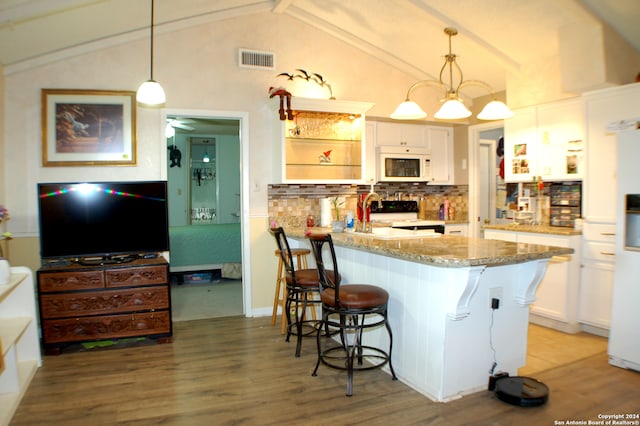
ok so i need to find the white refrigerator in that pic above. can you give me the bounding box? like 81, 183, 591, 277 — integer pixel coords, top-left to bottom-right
609, 128, 640, 372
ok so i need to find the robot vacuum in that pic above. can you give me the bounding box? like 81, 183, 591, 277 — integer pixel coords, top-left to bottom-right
493, 375, 549, 407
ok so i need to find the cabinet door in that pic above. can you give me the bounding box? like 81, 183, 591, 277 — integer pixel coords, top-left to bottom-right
530, 255, 571, 321
364, 121, 377, 184
579, 261, 614, 329
428, 126, 453, 184
518, 233, 576, 323
375, 122, 426, 148
504, 106, 537, 182
536, 98, 585, 180
583, 84, 640, 222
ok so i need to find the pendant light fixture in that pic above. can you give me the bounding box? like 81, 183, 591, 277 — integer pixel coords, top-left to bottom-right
391, 27, 513, 121
137, 0, 166, 106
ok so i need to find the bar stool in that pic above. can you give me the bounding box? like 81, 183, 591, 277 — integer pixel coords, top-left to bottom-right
307, 232, 397, 396
272, 246, 312, 334
270, 227, 339, 357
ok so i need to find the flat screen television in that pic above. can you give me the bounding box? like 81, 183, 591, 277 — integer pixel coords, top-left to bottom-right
37, 181, 169, 262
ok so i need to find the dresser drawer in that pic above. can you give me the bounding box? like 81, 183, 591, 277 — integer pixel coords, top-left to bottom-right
582, 241, 616, 262
583, 222, 616, 242
39, 270, 105, 292
41, 310, 171, 343
40, 286, 170, 318
105, 265, 168, 288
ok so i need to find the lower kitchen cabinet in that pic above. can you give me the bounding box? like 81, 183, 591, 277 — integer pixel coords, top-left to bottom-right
579, 221, 616, 332
37, 257, 172, 355
579, 261, 614, 331
483, 229, 582, 332
444, 223, 468, 236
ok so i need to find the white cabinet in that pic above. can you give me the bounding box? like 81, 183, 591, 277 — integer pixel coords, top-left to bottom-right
375, 121, 427, 148
273, 97, 374, 183
444, 223, 468, 236
503, 98, 584, 182
504, 106, 537, 182
536, 98, 585, 180
583, 83, 640, 223
483, 229, 582, 332
0, 267, 42, 426
427, 126, 454, 184
370, 121, 454, 184
579, 222, 616, 330
364, 121, 377, 184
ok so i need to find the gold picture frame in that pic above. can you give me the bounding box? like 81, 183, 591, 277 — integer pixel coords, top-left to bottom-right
41, 89, 136, 166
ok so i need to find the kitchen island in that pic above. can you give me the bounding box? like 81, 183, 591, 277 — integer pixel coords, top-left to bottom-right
286, 228, 573, 402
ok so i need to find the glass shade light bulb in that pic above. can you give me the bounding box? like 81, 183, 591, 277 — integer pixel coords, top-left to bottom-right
137, 80, 166, 106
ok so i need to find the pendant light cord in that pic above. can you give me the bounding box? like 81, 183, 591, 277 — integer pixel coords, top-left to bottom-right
149, 0, 155, 80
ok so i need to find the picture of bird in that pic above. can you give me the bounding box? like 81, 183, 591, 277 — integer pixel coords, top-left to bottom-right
64, 111, 90, 137
319, 149, 332, 163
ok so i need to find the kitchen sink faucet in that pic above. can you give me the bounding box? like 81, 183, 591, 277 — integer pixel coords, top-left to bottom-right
360, 192, 382, 233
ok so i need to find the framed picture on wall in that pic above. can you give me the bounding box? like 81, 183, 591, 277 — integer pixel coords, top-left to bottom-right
41, 89, 136, 166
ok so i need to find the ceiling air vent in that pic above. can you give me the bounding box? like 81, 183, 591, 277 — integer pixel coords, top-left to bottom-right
238, 48, 275, 70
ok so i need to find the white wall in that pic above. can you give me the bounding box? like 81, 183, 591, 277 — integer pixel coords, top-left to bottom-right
2, 11, 422, 310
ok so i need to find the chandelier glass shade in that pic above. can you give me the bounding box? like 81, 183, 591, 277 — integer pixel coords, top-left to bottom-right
391, 27, 512, 121
137, 0, 166, 106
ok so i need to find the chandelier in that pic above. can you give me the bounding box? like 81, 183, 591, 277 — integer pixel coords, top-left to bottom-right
391, 27, 513, 121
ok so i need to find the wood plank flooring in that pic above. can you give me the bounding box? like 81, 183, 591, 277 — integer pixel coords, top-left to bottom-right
11, 317, 640, 425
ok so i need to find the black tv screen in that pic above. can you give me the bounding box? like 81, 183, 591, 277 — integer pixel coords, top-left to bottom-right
37, 181, 169, 260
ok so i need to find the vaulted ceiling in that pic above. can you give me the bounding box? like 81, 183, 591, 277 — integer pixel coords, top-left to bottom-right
1, 0, 639, 98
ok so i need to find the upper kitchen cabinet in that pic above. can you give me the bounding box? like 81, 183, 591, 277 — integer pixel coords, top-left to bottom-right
427, 126, 454, 184
536, 98, 585, 181
504, 98, 584, 182
504, 106, 538, 182
375, 121, 428, 149
273, 98, 374, 183
583, 83, 640, 223
371, 120, 455, 184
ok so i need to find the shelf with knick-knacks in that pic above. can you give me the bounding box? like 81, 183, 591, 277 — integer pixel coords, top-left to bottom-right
273, 97, 374, 183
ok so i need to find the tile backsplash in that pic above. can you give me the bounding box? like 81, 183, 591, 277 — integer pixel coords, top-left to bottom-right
268, 183, 468, 227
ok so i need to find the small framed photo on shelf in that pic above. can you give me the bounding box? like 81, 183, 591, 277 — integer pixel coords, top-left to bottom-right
41, 89, 137, 166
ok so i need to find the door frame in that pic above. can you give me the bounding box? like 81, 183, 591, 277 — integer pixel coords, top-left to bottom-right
161, 108, 252, 316
468, 121, 504, 239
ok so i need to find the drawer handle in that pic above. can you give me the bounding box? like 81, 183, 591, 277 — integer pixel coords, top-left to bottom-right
600, 233, 615, 236
599, 252, 615, 256
449, 230, 462, 234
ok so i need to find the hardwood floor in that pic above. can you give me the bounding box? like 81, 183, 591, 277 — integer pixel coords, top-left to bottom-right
11, 317, 640, 425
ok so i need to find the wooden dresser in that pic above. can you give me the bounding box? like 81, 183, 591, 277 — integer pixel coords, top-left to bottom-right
37, 257, 172, 355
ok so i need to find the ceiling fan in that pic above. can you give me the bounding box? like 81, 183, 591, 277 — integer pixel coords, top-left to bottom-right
166, 117, 195, 131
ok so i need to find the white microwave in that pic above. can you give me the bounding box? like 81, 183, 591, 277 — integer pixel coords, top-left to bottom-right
377, 146, 432, 182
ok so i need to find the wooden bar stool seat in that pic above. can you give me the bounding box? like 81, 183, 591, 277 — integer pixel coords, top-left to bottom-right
272, 247, 312, 334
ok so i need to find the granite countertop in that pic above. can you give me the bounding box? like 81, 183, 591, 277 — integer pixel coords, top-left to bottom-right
286, 227, 573, 269
482, 223, 581, 236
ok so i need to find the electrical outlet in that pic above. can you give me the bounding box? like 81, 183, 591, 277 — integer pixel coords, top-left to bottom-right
489, 287, 503, 308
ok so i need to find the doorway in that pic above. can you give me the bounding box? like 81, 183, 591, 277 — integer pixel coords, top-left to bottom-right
163, 109, 250, 320
468, 123, 504, 238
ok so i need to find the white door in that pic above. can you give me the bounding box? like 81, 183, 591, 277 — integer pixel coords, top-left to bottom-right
478, 139, 497, 235
468, 124, 504, 238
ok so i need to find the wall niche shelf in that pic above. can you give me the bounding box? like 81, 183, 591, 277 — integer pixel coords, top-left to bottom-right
273, 97, 374, 183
